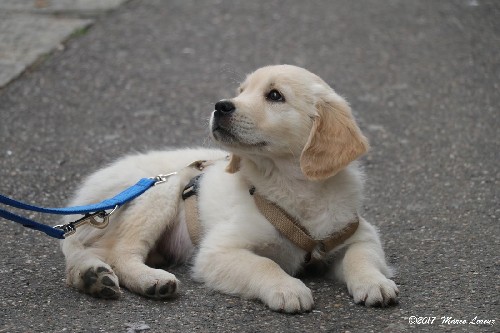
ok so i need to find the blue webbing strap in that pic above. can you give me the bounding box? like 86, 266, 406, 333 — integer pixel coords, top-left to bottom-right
0, 208, 66, 239
0, 178, 156, 214
0, 177, 157, 239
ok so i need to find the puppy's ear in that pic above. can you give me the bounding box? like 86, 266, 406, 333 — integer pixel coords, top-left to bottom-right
300, 97, 369, 180
225, 154, 241, 173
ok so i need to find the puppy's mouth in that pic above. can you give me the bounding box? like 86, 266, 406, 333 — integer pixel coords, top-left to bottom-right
212, 124, 237, 143
211, 122, 267, 148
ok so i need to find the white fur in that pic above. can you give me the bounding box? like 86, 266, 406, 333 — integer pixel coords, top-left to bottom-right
61, 65, 398, 312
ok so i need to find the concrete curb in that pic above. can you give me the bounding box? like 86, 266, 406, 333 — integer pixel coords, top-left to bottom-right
0, 0, 128, 88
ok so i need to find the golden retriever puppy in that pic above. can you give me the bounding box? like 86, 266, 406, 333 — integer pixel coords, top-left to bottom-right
61, 65, 398, 312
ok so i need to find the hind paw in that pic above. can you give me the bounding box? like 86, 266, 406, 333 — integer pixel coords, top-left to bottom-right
81, 266, 121, 299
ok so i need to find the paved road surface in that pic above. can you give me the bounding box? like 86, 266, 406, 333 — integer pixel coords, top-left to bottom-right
0, 1, 498, 332
0, 0, 127, 88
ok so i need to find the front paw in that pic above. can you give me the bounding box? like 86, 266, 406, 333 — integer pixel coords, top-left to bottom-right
80, 265, 121, 299
262, 278, 314, 313
139, 269, 179, 299
347, 273, 399, 307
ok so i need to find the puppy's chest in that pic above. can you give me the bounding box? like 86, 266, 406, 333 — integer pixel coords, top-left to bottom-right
262, 190, 342, 239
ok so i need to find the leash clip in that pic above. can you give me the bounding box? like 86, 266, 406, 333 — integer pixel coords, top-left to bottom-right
152, 160, 209, 186
151, 172, 178, 186
54, 205, 118, 238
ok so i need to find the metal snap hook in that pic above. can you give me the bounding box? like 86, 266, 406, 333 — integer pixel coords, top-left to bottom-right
55, 205, 119, 237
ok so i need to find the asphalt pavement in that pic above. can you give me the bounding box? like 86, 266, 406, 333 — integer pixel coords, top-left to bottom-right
0, 0, 498, 332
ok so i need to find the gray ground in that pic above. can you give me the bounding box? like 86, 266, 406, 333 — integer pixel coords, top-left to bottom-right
0, 0, 128, 88
0, 0, 498, 332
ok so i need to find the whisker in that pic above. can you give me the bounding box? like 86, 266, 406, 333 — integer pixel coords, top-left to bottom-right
219, 64, 244, 85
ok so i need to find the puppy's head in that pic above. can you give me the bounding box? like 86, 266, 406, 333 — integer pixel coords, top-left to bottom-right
210, 65, 369, 180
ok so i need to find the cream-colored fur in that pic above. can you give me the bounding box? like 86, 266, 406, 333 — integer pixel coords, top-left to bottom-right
61, 65, 398, 312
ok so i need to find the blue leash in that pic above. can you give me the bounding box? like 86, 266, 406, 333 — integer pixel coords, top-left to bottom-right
0, 174, 174, 239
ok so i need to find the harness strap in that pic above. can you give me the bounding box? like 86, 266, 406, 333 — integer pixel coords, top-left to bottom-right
182, 174, 203, 245
319, 219, 359, 252
181, 174, 359, 259
250, 187, 359, 260
252, 192, 317, 253
181, 159, 217, 245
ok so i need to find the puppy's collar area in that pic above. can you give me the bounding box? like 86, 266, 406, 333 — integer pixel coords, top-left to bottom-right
249, 186, 359, 262
181, 166, 358, 262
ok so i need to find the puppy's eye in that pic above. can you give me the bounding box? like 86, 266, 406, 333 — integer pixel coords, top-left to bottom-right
266, 89, 285, 102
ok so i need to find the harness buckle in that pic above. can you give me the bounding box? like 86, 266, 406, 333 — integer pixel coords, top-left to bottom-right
182, 174, 203, 200
315, 242, 327, 258
54, 205, 118, 238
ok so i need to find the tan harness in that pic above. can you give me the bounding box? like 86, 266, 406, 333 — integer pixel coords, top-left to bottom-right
182, 161, 359, 262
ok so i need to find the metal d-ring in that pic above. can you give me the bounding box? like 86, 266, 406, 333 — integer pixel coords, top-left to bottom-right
87, 205, 118, 229
55, 205, 119, 237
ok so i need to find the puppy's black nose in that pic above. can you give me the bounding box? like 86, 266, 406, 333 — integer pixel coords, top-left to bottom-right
214, 100, 235, 115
